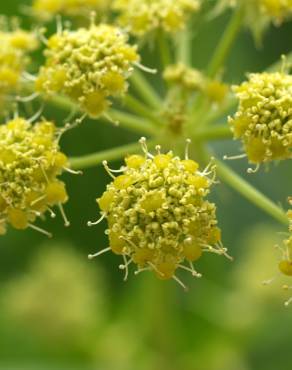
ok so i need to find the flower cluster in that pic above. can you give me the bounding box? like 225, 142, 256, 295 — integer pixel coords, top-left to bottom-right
89, 139, 229, 287
36, 24, 139, 118
3, 244, 105, 342
0, 29, 38, 110
215, 0, 292, 40
229, 72, 292, 164
113, 0, 200, 36
32, 0, 110, 21
164, 63, 229, 104
0, 118, 69, 236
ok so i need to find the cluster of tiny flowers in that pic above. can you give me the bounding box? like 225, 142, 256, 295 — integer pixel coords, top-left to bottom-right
35, 24, 139, 118
0, 29, 38, 109
216, 0, 292, 39
271, 207, 292, 306
164, 63, 229, 104
0, 118, 69, 236
229, 72, 292, 164
32, 0, 110, 20
113, 0, 200, 36
89, 139, 229, 288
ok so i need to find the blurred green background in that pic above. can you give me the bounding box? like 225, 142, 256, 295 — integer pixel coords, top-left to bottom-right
1, 1, 292, 369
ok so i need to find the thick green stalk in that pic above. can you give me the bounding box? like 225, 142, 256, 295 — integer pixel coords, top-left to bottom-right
123, 94, 162, 125
109, 109, 157, 135
157, 30, 172, 69
41, 93, 157, 135
130, 70, 162, 110
195, 124, 233, 141
177, 28, 191, 66
194, 145, 288, 225
70, 140, 157, 170
207, 5, 245, 78
215, 159, 288, 225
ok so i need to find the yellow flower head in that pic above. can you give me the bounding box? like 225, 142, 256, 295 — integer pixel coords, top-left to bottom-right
36, 24, 139, 118
32, 0, 110, 21
0, 29, 38, 109
0, 118, 69, 236
229, 72, 292, 164
215, 0, 292, 40
113, 0, 200, 36
275, 209, 292, 306
163, 63, 205, 91
89, 139, 229, 289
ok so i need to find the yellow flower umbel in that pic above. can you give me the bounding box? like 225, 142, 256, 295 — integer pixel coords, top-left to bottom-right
36, 24, 139, 118
0, 118, 70, 237
275, 208, 292, 306
113, 0, 200, 36
215, 0, 292, 40
32, 0, 110, 21
88, 139, 229, 289
0, 29, 38, 110
229, 72, 292, 165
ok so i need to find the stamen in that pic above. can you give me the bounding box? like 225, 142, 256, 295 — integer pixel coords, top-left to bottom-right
134, 62, 157, 74
16, 92, 39, 103
88, 247, 111, 259
28, 102, 44, 123
63, 167, 83, 175
284, 297, 292, 307
119, 255, 132, 281
38, 27, 48, 46
148, 261, 164, 277
103, 160, 116, 179
134, 267, 151, 275
47, 207, 56, 218
58, 203, 70, 227
172, 275, 189, 291
56, 14, 63, 34
30, 194, 46, 206
155, 145, 161, 154
190, 261, 203, 278
139, 137, 153, 158
22, 72, 37, 82
103, 112, 119, 126
178, 264, 202, 277
247, 163, 260, 174
87, 212, 106, 227
28, 223, 52, 238
185, 138, 191, 160
223, 153, 247, 160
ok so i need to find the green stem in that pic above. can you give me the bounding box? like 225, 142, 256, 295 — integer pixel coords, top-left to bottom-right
215, 159, 288, 225
123, 94, 162, 125
42, 93, 156, 135
195, 124, 233, 141
108, 109, 157, 135
130, 70, 162, 110
177, 28, 191, 66
207, 5, 244, 78
157, 30, 172, 69
69, 140, 157, 170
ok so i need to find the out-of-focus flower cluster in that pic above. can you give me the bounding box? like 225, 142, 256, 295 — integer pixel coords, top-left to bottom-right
0, 28, 38, 111
36, 24, 139, 118
32, 0, 110, 21
216, 0, 292, 40
3, 244, 105, 345
0, 118, 68, 235
113, 0, 200, 36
